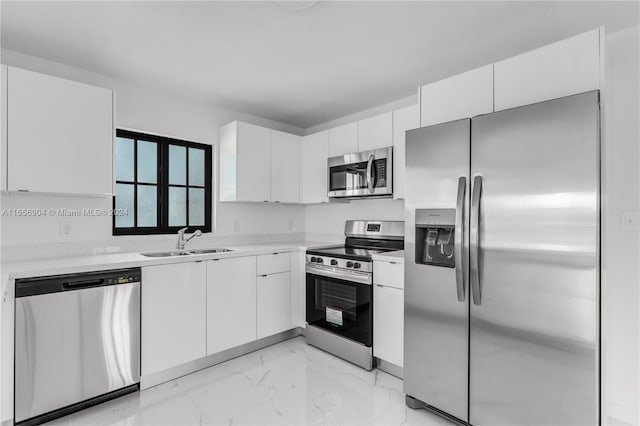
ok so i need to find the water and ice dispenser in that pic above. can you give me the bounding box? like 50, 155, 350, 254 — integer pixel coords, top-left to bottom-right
415, 209, 456, 268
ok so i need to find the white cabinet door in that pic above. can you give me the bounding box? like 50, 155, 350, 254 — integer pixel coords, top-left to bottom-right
392, 105, 419, 200
494, 29, 601, 111
6, 66, 113, 194
358, 112, 392, 151
141, 262, 207, 376
237, 122, 271, 202
206, 256, 257, 355
373, 284, 404, 367
420, 64, 494, 127
270, 130, 301, 203
328, 122, 358, 157
257, 272, 291, 339
290, 251, 305, 328
219, 121, 271, 202
300, 130, 329, 204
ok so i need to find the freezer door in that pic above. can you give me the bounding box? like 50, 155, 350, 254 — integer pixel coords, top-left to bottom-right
404, 119, 470, 422
469, 91, 599, 426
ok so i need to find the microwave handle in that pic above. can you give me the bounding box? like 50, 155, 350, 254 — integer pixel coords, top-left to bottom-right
366, 154, 375, 193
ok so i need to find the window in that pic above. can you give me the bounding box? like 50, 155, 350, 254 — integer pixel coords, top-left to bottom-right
113, 129, 212, 235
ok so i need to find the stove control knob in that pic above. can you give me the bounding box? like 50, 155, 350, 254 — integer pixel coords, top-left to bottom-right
316, 258, 324, 264
346, 261, 354, 268
353, 262, 361, 269
310, 257, 317, 263
330, 259, 338, 266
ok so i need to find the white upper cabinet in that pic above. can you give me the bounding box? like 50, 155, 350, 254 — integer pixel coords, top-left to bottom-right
392, 104, 419, 200
141, 262, 207, 376
219, 121, 271, 202
4, 66, 113, 194
328, 122, 358, 157
271, 130, 301, 203
357, 112, 393, 151
420, 64, 494, 127
494, 28, 601, 111
300, 130, 329, 204
206, 256, 257, 355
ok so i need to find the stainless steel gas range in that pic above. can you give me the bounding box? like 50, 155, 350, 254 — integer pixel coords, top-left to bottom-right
305, 220, 404, 370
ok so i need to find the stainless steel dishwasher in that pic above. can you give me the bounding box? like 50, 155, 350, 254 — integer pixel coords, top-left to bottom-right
15, 268, 141, 426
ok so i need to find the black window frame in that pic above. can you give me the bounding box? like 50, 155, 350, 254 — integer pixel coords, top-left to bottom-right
113, 129, 213, 236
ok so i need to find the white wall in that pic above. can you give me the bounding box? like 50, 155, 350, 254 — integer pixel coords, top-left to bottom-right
603, 25, 640, 426
305, 198, 405, 241
0, 49, 306, 249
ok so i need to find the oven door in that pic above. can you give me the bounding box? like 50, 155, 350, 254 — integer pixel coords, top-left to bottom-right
327, 147, 393, 198
305, 266, 373, 346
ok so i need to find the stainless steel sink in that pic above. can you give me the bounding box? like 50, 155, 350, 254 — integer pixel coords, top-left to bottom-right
189, 248, 234, 254
141, 248, 234, 257
141, 250, 194, 257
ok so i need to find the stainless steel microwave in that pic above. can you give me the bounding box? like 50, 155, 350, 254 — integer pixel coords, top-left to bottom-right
327, 147, 393, 199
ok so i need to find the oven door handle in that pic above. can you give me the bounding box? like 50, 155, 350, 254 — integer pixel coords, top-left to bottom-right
306, 264, 372, 285
366, 154, 375, 193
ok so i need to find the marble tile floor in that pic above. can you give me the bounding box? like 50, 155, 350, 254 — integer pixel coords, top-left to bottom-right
46, 337, 452, 426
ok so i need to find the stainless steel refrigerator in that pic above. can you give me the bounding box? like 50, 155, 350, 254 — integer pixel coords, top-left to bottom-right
404, 90, 600, 426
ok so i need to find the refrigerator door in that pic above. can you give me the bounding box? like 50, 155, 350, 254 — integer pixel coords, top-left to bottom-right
404, 119, 470, 422
469, 91, 599, 426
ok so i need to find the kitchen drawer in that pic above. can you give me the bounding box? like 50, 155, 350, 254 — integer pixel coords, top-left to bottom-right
257, 252, 291, 275
373, 260, 404, 289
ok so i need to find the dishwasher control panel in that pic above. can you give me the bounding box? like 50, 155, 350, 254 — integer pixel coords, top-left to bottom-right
16, 268, 141, 297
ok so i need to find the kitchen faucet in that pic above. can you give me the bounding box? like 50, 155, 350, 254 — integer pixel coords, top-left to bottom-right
177, 227, 202, 250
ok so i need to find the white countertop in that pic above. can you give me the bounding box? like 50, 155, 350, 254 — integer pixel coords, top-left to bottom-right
1, 240, 335, 288
371, 250, 405, 263
0, 239, 343, 423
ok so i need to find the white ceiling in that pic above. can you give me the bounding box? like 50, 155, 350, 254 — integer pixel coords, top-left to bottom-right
1, 1, 638, 129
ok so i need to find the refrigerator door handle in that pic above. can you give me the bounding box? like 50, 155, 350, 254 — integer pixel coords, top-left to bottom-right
470, 175, 483, 305
454, 176, 467, 302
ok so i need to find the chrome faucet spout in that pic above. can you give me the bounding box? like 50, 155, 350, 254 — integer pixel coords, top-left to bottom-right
186, 230, 202, 242
177, 228, 202, 250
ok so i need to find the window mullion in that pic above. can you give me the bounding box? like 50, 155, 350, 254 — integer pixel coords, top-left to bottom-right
133, 138, 138, 228
157, 141, 163, 231
185, 147, 190, 228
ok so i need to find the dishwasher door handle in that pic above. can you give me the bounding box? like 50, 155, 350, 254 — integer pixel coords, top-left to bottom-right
63, 278, 105, 289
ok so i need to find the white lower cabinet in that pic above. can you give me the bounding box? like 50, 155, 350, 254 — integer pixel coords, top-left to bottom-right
374, 284, 404, 367
141, 251, 300, 379
373, 259, 405, 368
257, 272, 292, 339
141, 262, 207, 376
206, 256, 257, 355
